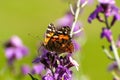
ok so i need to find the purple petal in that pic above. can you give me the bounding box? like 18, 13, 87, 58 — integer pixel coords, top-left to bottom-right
72, 40, 80, 52
39, 47, 49, 56
15, 48, 24, 59
32, 64, 44, 74
88, 5, 103, 23
56, 13, 73, 27
42, 72, 54, 80
10, 36, 23, 47
5, 48, 15, 59
4, 35, 29, 65
108, 62, 118, 71
21, 46, 29, 56
72, 21, 83, 37
21, 65, 31, 75
14, 46, 28, 59
55, 65, 72, 80
32, 57, 41, 63
115, 13, 120, 20
88, 0, 94, 5
72, 22, 82, 32
98, 0, 115, 4
114, 7, 120, 20
101, 28, 112, 42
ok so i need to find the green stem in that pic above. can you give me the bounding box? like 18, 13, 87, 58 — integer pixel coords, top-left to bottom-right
104, 14, 110, 29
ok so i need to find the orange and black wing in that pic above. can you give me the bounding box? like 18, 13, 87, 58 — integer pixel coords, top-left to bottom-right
44, 25, 74, 53
44, 23, 56, 45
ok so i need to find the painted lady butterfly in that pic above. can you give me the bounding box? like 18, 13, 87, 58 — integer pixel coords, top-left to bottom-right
43, 23, 74, 53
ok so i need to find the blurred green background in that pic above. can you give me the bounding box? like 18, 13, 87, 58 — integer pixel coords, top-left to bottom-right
0, 0, 120, 80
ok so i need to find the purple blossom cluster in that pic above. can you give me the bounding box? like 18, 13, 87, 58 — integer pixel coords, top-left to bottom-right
2, 36, 32, 79
4, 36, 29, 65
88, 0, 120, 27
32, 47, 79, 80
88, 0, 120, 79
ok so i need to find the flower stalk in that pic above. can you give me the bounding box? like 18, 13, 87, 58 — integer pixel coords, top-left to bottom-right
104, 12, 120, 70
104, 14, 110, 29
88, 0, 120, 79
70, 0, 87, 37
111, 38, 120, 70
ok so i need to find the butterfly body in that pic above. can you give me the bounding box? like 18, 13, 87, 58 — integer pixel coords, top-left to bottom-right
43, 23, 74, 53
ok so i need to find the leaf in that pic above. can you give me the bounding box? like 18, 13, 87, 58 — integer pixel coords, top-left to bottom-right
28, 73, 39, 80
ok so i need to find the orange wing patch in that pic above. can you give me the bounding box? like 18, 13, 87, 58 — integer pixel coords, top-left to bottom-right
44, 32, 54, 45
59, 35, 69, 40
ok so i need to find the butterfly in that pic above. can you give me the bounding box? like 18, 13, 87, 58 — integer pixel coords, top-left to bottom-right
42, 23, 74, 53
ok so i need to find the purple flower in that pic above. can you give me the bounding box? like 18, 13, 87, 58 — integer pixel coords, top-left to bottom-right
21, 65, 31, 75
99, 0, 116, 17
98, 0, 115, 4
42, 75, 54, 80
33, 47, 48, 64
110, 6, 120, 26
88, 0, 120, 26
88, 5, 103, 23
108, 62, 120, 80
32, 64, 44, 75
101, 28, 112, 42
56, 12, 73, 27
58, 55, 79, 71
33, 47, 78, 79
108, 62, 118, 71
33, 47, 59, 68
108, 62, 120, 79
55, 65, 72, 80
72, 22, 83, 37
42, 71, 54, 80
4, 36, 29, 65
72, 40, 80, 52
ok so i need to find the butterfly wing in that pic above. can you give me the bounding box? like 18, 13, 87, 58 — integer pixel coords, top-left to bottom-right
44, 24, 74, 53
56, 26, 74, 53
44, 23, 56, 45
